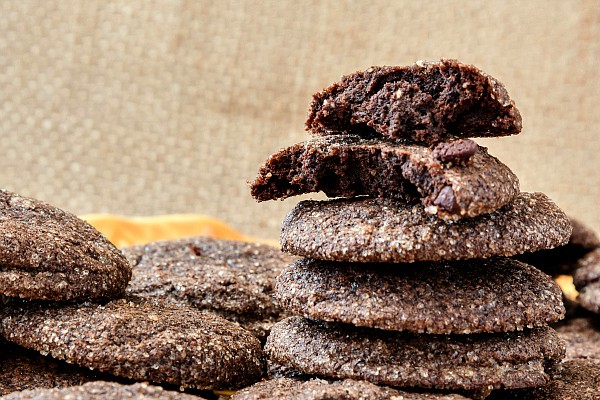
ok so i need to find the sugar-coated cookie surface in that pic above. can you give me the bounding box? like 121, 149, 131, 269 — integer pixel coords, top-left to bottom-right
0, 297, 264, 390
516, 218, 600, 276
307, 60, 522, 144
0, 189, 131, 301
487, 360, 600, 400
573, 248, 600, 314
231, 377, 469, 400
274, 258, 564, 334
123, 236, 296, 341
266, 317, 565, 391
281, 192, 571, 263
0, 339, 110, 396
1, 381, 206, 400
251, 136, 519, 219
555, 318, 600, 361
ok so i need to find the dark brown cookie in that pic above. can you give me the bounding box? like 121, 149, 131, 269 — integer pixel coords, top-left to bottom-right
570, 218, 600, 250
516, 218, 600, 276
487, 360, 600, 399
274, 258, 564, 334
573, 249, 600, 314
123, 237, 296, 342
0, 339, 112, 396
2, 381, 206, 400
555, 318, 600, 361
0, 297, 264, 390
265, 317, 565, 391
281, 192, 571, 263
250, 136, 519, 219
0, 189, 131, 301
231, 377, 470, 400
306, 60, 521, 144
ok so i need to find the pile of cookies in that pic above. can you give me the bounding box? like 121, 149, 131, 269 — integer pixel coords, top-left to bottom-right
250, 60, 574, 396
0, 189, 277, 397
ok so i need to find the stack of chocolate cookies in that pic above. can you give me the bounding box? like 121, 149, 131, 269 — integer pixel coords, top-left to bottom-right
250, 60, 573, 396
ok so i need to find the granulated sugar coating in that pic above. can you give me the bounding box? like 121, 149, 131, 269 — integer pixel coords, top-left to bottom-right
231, 377, 469, 400
555, 318, 600, 361
281, 192, 571, 263
265, 317, 565, 391
306, 60, 522, 144
0, 297, 264, 390
516, 217, 600, 276
0, 339, 109, 396
2, 381, 206, 400
0, 189, 131, 301
487, 360, 600, 400
573, 248, 600, 314
123, 236, 296, 341
274, 258, 564, 334
250, 135, 519, 219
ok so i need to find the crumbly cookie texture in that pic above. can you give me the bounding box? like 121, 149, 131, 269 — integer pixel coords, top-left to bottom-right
250, 136, 519, 219
281, 192, 571, 263
307, 59, 521, 144
274, 258, 564, 334
0, 189, 131, 301
123, 236, 296, 341
573, 248, 600, 314
1, 381, 206, 400
0, 297, 265, 390
265, 317, 565, 391
231, 377, 469, 400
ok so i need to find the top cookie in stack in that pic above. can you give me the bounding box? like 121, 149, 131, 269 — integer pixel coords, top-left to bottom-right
250, 59, 573, 396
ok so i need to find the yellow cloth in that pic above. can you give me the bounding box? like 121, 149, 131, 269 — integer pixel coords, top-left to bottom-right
81, 214, 277, 248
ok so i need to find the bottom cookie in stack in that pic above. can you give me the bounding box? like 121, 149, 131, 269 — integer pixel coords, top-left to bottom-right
267, 317, 564, 393
232, 377, 471, 400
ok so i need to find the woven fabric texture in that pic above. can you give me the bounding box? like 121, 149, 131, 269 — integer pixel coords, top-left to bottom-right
0, 1, 598, 239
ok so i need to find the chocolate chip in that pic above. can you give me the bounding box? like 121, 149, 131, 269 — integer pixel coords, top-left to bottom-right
433, 139, 479, 165
433, 186, 461, 213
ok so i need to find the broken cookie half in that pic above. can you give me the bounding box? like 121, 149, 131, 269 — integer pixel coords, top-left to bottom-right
307, 59, 522, 144
250, 135, 519, 219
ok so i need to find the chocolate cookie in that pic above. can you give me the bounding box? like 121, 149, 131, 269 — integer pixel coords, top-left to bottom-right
274, 258, 564, 334
2, 381, 206, 400
573, 248, 600, 314
231, 377, 469, 400
516, 218, 600, 276
0, 339, 111, 396
555, 318, 600, 361
123, 237, 295, 341
265, 317, 565, 391
0, 189, 131, 301
0, 297, 264, 390
487, 360, 600, 399
306, 60, 521, 144
250, 136, 519, 219
281, 192, 571, 263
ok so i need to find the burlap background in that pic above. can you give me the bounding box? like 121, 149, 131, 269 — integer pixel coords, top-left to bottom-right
0, 1, 598, 240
